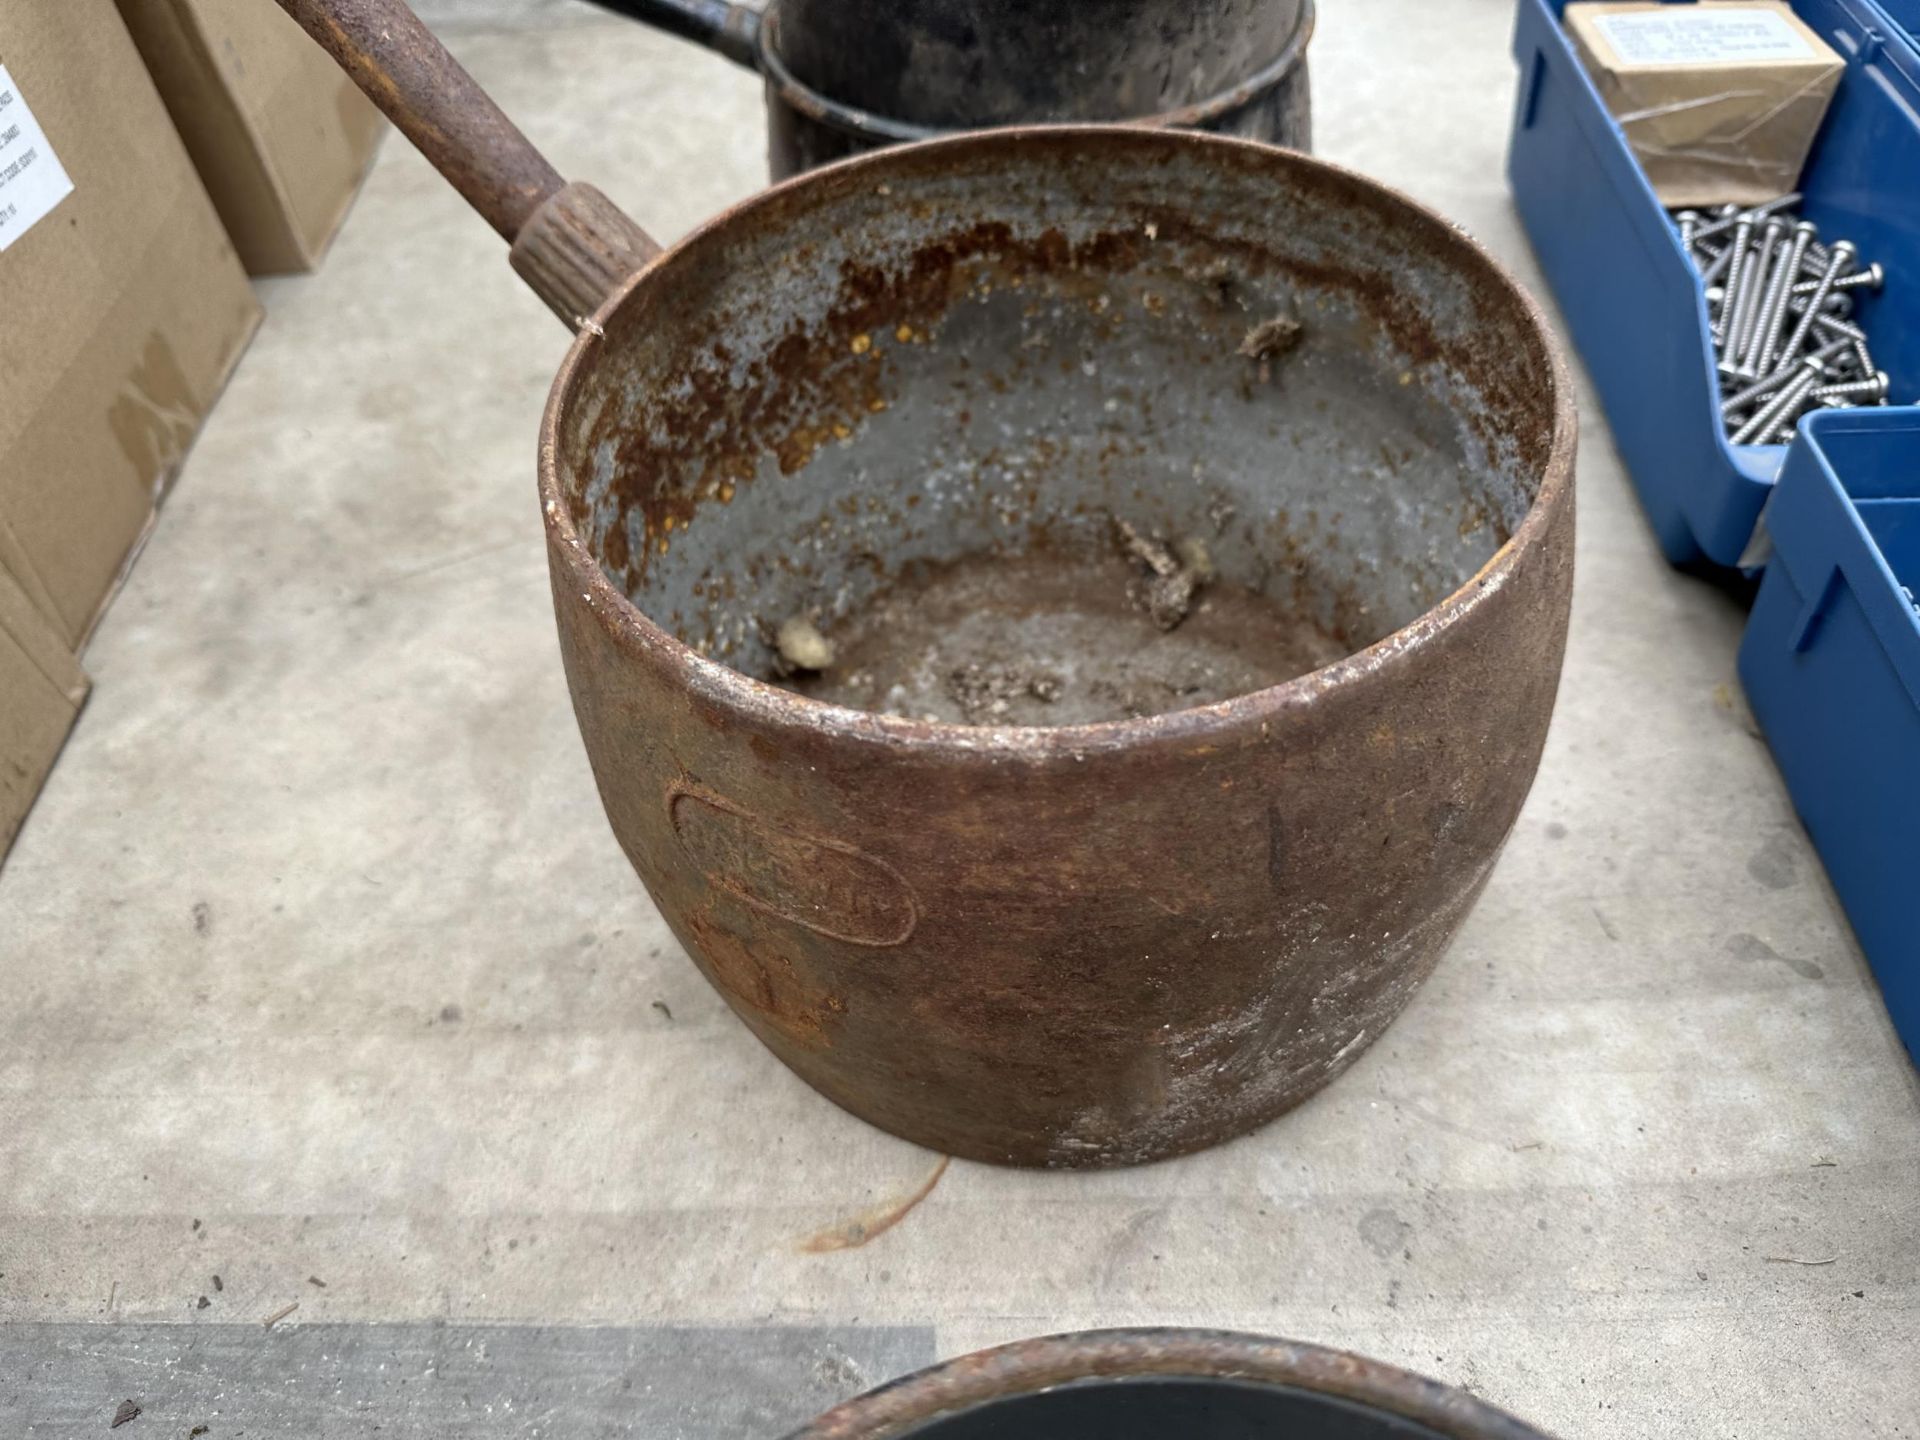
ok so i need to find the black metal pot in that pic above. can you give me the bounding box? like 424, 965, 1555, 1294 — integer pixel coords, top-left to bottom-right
580, 0, 1314, 177
785, 1330, 1559, 1440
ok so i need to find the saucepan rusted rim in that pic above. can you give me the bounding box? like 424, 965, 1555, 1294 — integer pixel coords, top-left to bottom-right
537, 126, 1577, 761
752, 0, 1317, 145
781, 1328, 1558, 1439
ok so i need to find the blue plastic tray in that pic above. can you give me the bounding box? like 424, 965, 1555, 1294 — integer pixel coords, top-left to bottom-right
1507, 0, 1920, 566
1738, 408, 1920, 1062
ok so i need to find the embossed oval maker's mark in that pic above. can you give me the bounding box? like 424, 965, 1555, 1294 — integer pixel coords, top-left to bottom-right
667, 784, 919, 947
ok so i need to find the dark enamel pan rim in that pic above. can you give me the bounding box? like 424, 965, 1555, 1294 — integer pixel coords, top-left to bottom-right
780, 1328, 1559, 1440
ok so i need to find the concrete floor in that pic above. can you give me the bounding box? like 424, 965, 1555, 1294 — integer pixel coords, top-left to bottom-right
4, 1, 1918, 1435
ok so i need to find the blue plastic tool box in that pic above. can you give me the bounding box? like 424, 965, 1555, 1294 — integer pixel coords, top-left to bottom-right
1738, 409, 1920, 1062
1506, 0, 1920, 566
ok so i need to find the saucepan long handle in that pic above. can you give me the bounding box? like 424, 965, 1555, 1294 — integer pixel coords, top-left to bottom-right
575, 0, 762, 69
273, 0, 661, 328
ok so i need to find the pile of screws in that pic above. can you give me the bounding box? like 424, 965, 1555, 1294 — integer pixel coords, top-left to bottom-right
1675, 194, 1895, 446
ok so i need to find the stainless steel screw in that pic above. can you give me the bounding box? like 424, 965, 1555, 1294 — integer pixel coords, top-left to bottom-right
1763, 407, 1811, 444
1792, 262, 1884, 295
1676, 210, 1702, 256
1812, 371, 1890, 403
1731, 218, 1787, 373
1719, 337, 1851, 415
1685, 205, 1736, 243
1785, 287, 1855, 318
1756, 221, 1818, 375
1699, 241, 1736, 286
1810, 311, 1869, 343
1730, 357, 1821, 444
1692, 194, 1797, 244
1802, 335, 1859, 375
1728, 219, 1781, 366
1780, 240, 1858, 363
1805, 316, 1876, 388
1713, 216, 1756, 348
1687, 205, 1891, 428
1720, 362, 1803, 417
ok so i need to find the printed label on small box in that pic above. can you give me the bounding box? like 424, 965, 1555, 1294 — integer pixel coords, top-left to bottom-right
0, 65, 75, 253
1593, 8, 1814, 66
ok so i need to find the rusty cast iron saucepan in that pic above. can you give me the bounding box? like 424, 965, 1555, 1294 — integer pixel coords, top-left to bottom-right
276, 0, 1575, 1168
786, 1329, 1562, 1439
575, 0, 1315, 177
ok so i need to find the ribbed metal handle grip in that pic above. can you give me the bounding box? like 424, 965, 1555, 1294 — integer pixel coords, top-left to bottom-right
510, 183, 663, 329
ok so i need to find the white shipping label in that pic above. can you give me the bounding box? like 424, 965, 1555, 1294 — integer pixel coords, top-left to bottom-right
0, 64, 75, 253
1592, 7, 1817, 66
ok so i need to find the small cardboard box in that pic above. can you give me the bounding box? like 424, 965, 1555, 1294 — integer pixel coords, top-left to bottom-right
1, 0, 260, 858
1566, 0, 1844, 206
113, 0, 384, 274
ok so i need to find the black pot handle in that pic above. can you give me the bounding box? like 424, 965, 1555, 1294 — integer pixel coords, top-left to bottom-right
576, 0, 762, 70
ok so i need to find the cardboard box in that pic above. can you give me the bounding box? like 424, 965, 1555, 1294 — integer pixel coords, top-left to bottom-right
1566, 1, 1844, 206
1, 0, 260, 857
0, 564, 88, 861
114, 0, 383, 274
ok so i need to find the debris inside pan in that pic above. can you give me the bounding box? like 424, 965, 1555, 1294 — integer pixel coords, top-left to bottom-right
781, 538, 1349, 726
773, 614, 836, 673
945, 661, 1063, 722
1114, 516, 1214, 631
1239, 312, 1305, 381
